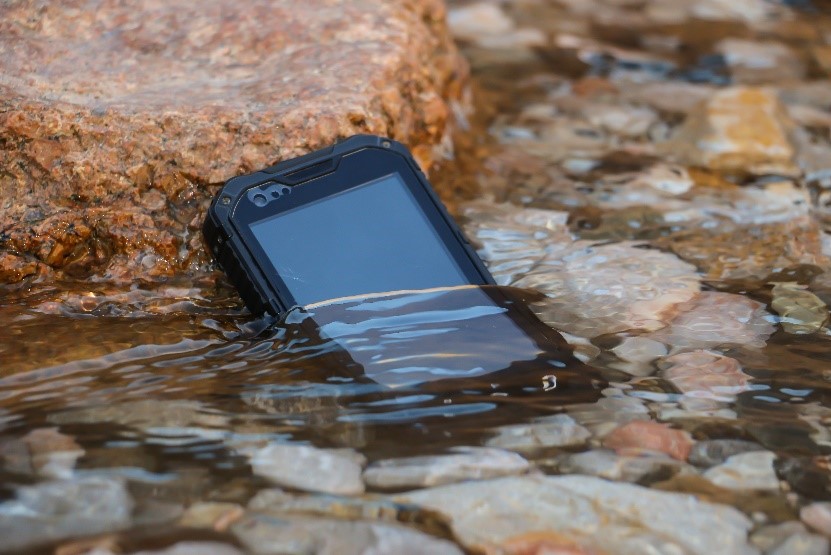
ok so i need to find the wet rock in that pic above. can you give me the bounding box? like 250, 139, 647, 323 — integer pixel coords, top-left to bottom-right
603, 420, 694, 461
131, 543, 245, 555
751, 521, 809, 552
658, 217, 826, 282
558, 449, 696, 483
48, 399, 228, 431
611, 336, 668, 366
566, 395, 651, 438
447, 2, 514, 41
801, 502, 831, 537
814, 46, 831, 75
0, 0, 467, 282
231, 513, 463, 555
661, 87, 799, 177
716, 39, 805, 84
769, 532, 829, 555
660, 351, 753, 401
363, 446, 529, 490
647, 292, 775, 351
0, 427, 84, 479
704, 451, 781, 491
0, 476, 133, 552
776, 456, 831, 501
525, 243, 701, 338
771, 282, 828, 334
396, 475, 756, 554
691, 0, 781, 23
246, 443, 365, 496
485, 414, 591, 453
689, 439, 765, 468
246, 488, 452, 536
179, 502, 245, 532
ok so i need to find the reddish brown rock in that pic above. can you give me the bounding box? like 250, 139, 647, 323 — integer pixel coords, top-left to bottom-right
0, 0, 468, 283
603, 420, 694, 461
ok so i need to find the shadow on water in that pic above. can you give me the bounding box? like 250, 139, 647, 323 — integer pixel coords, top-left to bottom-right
0, 285, 607, 487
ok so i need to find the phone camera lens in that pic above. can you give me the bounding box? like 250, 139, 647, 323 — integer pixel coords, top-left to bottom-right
280, 186, 291, 196
252, 193, 267, 207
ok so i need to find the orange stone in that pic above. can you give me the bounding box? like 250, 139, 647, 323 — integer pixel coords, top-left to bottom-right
603, 420, 693, 461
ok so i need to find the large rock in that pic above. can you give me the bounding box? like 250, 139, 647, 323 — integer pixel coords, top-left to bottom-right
396, 475, 757, 554
661, 87, 799, 177
0, 0, 468, 283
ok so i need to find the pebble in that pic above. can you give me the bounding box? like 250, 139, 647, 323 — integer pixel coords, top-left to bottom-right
396, 475, 756, 554
559, 449, 696, 483
603, 420, 694, 461
660, 351, 752, 401
231, 513, 463, 555
648, 291, 776, 351
0, 476, 134, 552
48, 399, 229, 431
448, 2, 514, 42
485, 414, 591, 453
771, 282, 828, 334
246, 444, 365, 496
688, 439, 765, 467
0, 427, 85, 479
179, 502, 245, 532
363, 447, 529, 490
751, 521, 810, 552
801, 502, 831, 537
524, 242, 701, 338
704, 451, 781, 491
716, 39, 805, 84
769, 532, 830, 555
567, 396, 651, 438
611, 336, 668, 365
661, 87, 799, 177
130, 543, 245, 555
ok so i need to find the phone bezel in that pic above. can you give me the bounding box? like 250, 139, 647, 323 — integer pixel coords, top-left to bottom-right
228, 147, 493, 311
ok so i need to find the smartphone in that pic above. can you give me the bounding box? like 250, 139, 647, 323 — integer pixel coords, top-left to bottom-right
204, 135, 495, 315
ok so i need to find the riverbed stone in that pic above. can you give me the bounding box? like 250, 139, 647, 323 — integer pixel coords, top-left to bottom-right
647, 291, 775, 351
716, 39, 805, 84
660, 351, 753, 400
603, 420, 694, 461
0, 476, 134, 552
246, 443, 365, 496
131, 543, 245, 555
771, 282, 829, 334
769, 532, 830, 555
363, 446, 529, 490
0, 0, 468, 283
751, 521, 810, 553
396, 475, 757, 554
0, 427, 84, 479
801, 502, 831, 537
230, 513, 463, 555
688, 439, 765, 468
661, 87, 799, 177
704, 451, 781, 491
558, 449, 696, 483
485, 414, 591, 453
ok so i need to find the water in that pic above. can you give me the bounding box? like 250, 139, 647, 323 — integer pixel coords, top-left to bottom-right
3, 0, 831, 552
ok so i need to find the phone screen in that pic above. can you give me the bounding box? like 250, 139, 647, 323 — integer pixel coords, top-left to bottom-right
249, 173, 469, 305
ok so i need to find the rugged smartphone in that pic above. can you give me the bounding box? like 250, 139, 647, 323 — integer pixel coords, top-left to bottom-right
204, 135, 495, 316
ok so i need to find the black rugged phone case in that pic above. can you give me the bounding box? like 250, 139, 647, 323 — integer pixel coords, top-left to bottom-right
203, 134, 495, 316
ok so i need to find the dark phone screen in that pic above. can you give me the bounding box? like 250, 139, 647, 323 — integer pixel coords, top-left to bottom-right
249, 173, 469, 305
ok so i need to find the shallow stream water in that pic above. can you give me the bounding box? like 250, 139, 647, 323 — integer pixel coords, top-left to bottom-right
3, 0, 831, 553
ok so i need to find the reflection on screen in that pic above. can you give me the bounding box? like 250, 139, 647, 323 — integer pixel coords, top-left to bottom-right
249, 174, 468, 306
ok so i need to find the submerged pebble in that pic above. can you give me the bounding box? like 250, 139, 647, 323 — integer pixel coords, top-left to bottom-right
231, 513, 463, 555
0, 476, 134, 552
603, 420, 694, 461
363, 447, 530, 490
558, 449, 696, 483
245, 444, 365, 496
397, 475, 757, 555
704, 451, 781, 491
771, 282, 828, 334
659, 350, 753, 401
485, 414, 591, 453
